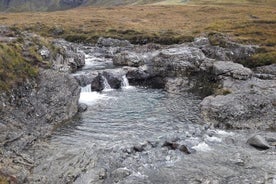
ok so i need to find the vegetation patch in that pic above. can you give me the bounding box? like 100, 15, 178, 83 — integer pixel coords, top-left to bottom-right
0, 42, 38, 91
0, 0, 275, 67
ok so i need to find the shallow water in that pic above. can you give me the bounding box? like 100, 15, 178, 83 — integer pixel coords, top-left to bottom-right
31, 46, 276, 184
55, 86, 202, 148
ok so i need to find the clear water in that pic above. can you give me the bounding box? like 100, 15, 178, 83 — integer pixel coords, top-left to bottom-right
31, 46, 276, 184
53, 87, 202, 148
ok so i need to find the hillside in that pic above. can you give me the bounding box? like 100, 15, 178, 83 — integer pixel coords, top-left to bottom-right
0, 0, 163, 11
1, 0, 276, 65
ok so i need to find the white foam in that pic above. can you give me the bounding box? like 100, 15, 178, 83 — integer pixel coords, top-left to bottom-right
192, 142, 212, 152
217, 130, 235, 136
79, 91, 108, 105
205, 136, 222, 143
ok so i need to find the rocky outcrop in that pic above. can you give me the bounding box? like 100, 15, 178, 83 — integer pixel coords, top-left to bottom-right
213, 61, 252, 80
192, 36, 257, 62
95, 36, 274, 130
113, 51, 145, 67
200, 76, 276, 130
53, 39, 85, 72
97, 37, 133, 48
0, 69, 80, 183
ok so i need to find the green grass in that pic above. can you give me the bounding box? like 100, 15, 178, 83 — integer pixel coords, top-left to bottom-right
0, 0, 275, 87
0, 42, 38, 91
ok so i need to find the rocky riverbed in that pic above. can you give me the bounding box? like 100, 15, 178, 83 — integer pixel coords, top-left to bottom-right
0, 29, 275, 183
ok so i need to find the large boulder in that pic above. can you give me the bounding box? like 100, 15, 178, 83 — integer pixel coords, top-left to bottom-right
125, 66, 151, 81
113, 51, 145, 67
151, 46, 207, 77
213, 61, 253, 80
53, 39, 85, 72
91, 73, 105, 92
0, 69, 80, 182
200, 78, 276, 129
102, 69, 126, 89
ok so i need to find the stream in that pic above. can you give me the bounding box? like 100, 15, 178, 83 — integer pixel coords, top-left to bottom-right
30, 45, 276, 184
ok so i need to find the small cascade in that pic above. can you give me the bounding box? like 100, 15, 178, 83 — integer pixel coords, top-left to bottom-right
81, 84, 92, 93
79, 84, 108, 104
102, 76, 112, 91
121, 75, 130, 87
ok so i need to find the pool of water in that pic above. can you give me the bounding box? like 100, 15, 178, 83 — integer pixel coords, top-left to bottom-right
30, 46, 276, 184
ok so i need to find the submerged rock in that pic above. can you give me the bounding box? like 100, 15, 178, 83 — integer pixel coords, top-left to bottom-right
78, 103, 88, 112
247, 135, 270, 150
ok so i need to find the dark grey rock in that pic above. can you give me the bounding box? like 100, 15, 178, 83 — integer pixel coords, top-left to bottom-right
125, 66, 151, 81
162, 141, 179, 150
178, 144, 195, 154
102, 69, 126, 89
247, 135, 270, 150
91, 73, 105, 92
78, 103, 88, 112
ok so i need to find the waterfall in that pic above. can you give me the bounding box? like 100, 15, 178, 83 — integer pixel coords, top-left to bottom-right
121, 75, 129, 87
102, 76, 112, 90
81, 84, 92, 93
79, 84, 108, 104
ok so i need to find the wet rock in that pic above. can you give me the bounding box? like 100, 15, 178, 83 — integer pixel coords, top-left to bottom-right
91, 73, 105, 92
133, 144, 146, 152
178, 144, 195, 154
125, 66, 151, 81
162, 141, 179, 150
74, 72, 98, 87
78, 103, 88, 112
247, 135, 270, 150
113, 51, 144, 67
97, 37, 132, 48
102, 69, 126, 89
213, 61, 252, 80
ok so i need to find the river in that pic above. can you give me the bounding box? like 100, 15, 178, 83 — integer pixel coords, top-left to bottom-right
30, 45, 276, 184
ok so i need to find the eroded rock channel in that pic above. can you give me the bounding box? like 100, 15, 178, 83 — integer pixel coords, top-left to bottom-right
1, 33, 276, 183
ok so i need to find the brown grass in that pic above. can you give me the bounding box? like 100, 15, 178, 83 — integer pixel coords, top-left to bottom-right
0, 1, 275, 66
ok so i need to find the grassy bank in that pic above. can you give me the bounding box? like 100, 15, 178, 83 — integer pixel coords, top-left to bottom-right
0, 1, 275, 67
